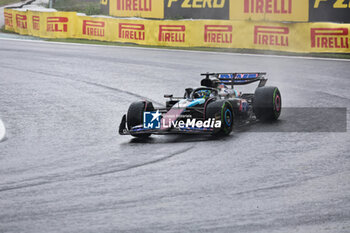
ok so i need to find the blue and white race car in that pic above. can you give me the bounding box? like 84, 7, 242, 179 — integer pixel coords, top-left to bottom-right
119, 72, 282, 138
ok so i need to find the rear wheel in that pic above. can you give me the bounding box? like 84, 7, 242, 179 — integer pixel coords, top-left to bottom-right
205, 100, 234, 136
253, 86, 281, 121
127, 101, 154, 138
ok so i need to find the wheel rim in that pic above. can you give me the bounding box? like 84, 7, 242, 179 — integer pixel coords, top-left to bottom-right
224, 108, 232, 127
275, 94, 281, 112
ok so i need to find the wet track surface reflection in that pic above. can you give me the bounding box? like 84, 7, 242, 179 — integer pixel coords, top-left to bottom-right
0, 39, 350, 233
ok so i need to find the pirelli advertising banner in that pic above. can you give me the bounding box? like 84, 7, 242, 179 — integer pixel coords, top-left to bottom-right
107, 0, 229, 19
309, 0, 350, 23
4, 9, 77, 38
230, 0, 308, 21
109, 0, 164, 19
104, 0, 348, 22
76, 16, 116, 41
4, 9, 350, 53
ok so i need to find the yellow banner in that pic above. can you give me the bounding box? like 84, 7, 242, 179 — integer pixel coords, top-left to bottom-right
4, 9, 15, 32
305, 23, 350, 53
230, 0, 308, 22
116, 19, 154, 45
13, 10, 29, 35
4, 9, 77, 38
4, 9, 350, 53
41, 11, 77, 38
109, 0, 164, 19
75, 16, 117, 41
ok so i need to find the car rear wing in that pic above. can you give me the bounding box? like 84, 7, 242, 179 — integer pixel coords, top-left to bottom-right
200, 72, 267, 88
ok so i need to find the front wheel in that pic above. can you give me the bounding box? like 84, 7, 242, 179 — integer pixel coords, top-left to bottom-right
126, 101, 154, 138
253, 86, 281, 121
205, 100, 234, 136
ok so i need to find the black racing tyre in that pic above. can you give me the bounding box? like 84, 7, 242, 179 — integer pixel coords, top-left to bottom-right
127, 101, 154, 138
253, 86, 281, 121
205, 100, 234, 136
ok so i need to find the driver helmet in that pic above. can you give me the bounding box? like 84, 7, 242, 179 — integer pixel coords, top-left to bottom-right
218, 83, 227, 89
211, 78, 221, 88
194, 89, 211, 99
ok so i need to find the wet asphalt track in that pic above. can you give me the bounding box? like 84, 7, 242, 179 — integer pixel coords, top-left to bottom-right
0, 38, 350, 233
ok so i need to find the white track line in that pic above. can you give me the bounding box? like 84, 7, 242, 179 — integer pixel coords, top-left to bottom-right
0, 37, 349, 62
0, 118, 6, 142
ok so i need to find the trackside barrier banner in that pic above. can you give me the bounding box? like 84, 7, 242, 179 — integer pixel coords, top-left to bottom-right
76, 16, 116, 41
4, 9, 15, 32
106, 0, 309, 21
100, 0, 110, 15
4, 9, 350, 53
104, 0, 349, 23
165, 0, 229, 20
230, 0, 309, 22
309, 0, 350, 23
5, 9, 77, 38
109, 0, 164, 19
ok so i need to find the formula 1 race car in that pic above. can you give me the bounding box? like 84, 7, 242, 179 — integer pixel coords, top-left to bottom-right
119, 72, 281, 138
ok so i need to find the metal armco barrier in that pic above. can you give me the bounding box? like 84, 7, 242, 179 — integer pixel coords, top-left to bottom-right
4, 9, 350, 53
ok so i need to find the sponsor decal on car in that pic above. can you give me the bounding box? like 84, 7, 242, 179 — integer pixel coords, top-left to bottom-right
239, 99, 249, 112
236, 73, 258, 79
